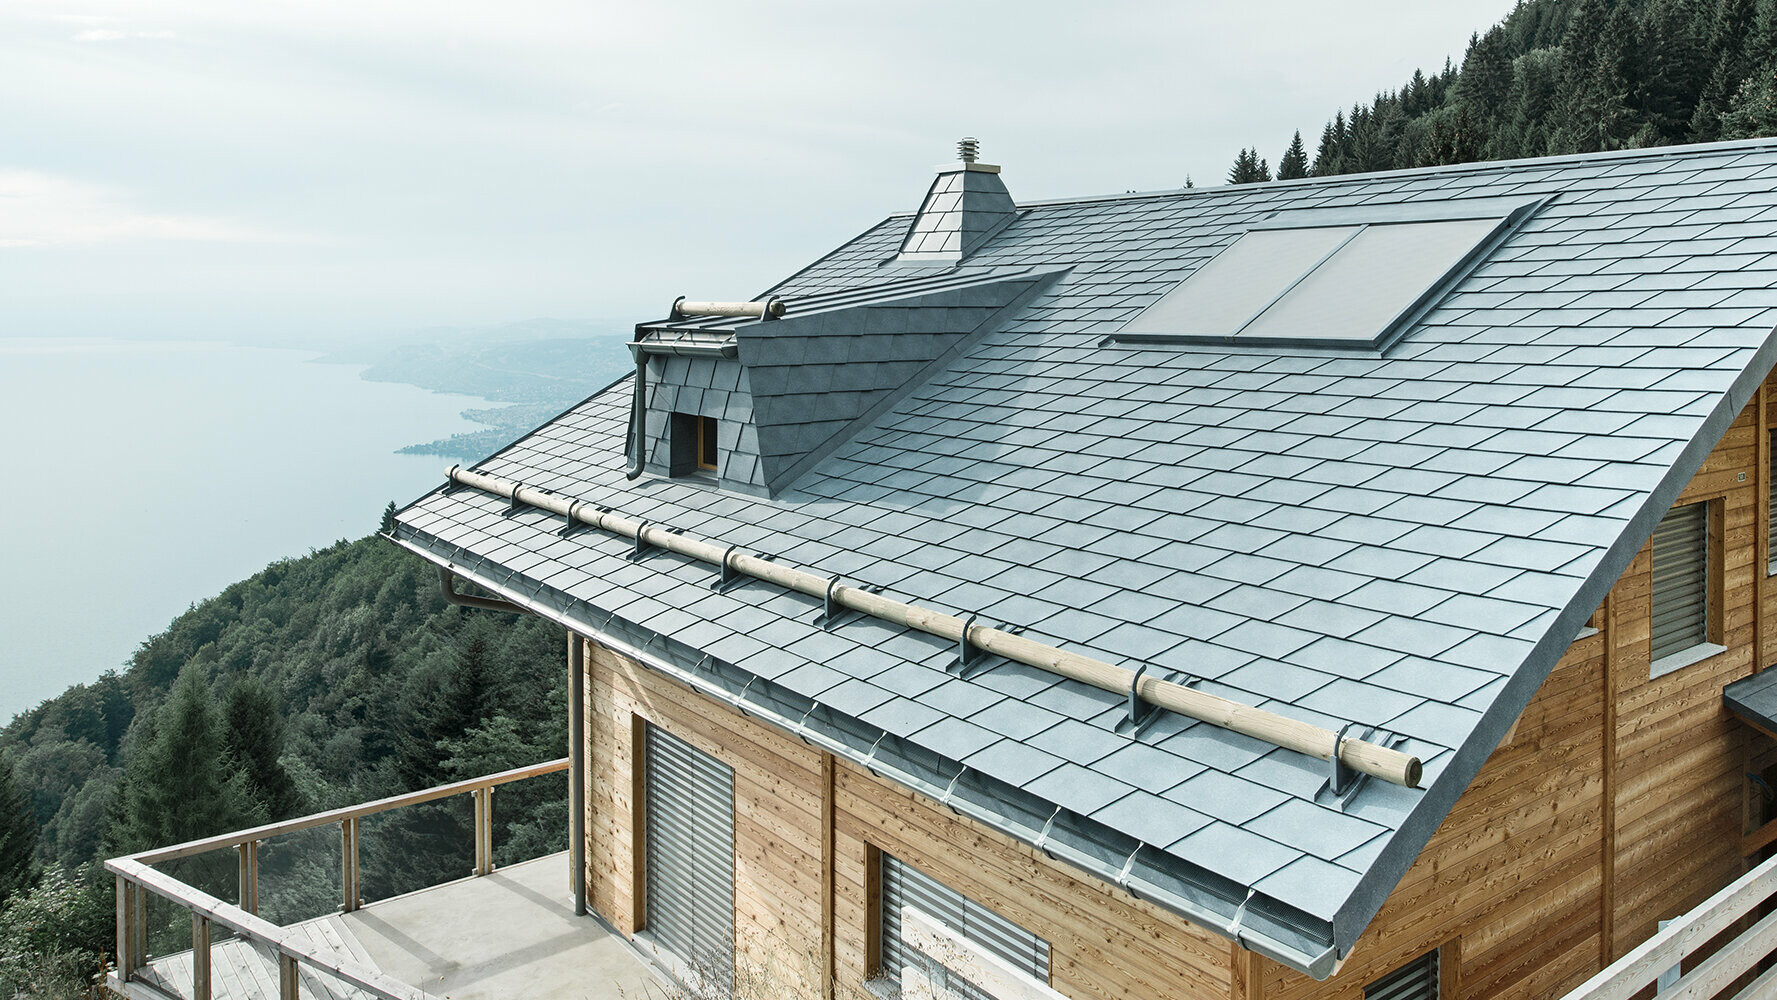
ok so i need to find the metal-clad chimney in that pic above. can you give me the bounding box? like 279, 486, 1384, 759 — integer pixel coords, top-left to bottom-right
898, 137, 1016, 263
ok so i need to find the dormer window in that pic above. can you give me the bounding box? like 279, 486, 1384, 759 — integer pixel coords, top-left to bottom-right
670, 412, 721, 479
697, 415, 719, 472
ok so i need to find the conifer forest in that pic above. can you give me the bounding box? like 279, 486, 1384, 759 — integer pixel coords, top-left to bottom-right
13, 0, 1777, 996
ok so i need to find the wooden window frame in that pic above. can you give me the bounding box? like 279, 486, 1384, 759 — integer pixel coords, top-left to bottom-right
697, 415, 719, 472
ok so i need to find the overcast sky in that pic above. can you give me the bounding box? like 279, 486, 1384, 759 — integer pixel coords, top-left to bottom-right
1, 1, 1518, 343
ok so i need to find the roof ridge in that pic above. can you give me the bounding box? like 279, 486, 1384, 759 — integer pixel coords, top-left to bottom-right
1016, 135, 1777, 211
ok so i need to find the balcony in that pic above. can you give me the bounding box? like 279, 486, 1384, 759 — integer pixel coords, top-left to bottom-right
104, 760, 660, 1000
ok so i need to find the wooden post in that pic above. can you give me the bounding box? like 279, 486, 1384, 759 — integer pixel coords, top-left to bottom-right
238, 839, 259, 914
191, 912, 212, 1000
1601, 584, 1620, 964
114, 875, 135, 982
569, 632, 586, 916
279, 951, 299, 1000
472, 787, 494, 876
131, 879, 146, 972
341, 817, 360, 913
821, 753, 836, 1000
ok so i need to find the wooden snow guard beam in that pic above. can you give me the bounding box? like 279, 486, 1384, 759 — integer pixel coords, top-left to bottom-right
446, 465, 1423, 789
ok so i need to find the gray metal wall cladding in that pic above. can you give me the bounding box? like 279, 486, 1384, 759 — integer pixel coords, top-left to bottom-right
1651, 502, 1710, 663
1364, 948, 1438, 1000
645, 724, 735, 980
879, 854, 1049, 1000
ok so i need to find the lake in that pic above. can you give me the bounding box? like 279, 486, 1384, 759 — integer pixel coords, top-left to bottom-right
0, 339, 496, 722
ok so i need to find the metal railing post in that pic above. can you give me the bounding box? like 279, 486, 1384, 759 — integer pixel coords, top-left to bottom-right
238, 839, 259, 914
279, 950, 299, 1000
192, 912, 212, 1000
340, 817, 360, 912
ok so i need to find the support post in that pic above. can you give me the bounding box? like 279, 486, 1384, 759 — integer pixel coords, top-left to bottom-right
279, 951, 299, 1000
472, 787, 495, 876
238, 839, 259, 914
114, 876, 136, 982
191, 913, 212, 1000
569, 632, 587, 915
341, 817, 360, 913
131, 880, 146, 972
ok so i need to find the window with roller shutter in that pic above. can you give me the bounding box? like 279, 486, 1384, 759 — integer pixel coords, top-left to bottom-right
643, 723, 735, 988
1650, 502, 1711, 670
1364, 948, 1438, 1000
878, 853, 1049, 1000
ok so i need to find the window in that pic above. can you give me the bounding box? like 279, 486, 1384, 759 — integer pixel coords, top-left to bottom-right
1768, 429, 1776, 574
643, 723, 735, 985
878, 853, 1048, 1000
1650, 501, 1720, 675
669, 412, 721, 477
1117, 199, 1542, 351
698, 415, 719, 471
1365, 947, 1438, 1000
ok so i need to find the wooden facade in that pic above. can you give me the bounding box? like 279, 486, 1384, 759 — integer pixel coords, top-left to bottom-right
575, 373, 1777, 1000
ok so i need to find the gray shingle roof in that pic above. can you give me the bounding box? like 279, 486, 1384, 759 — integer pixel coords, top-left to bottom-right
392, 138, 1777, 977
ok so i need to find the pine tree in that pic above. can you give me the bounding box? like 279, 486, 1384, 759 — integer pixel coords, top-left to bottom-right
1277, 132, 1309, 180
1460, 26, 1514, 121
0, 759, 36, 904
1691, 0, 1760, 140
380, 501, 398, 533
1225, 148, 1271, 184
106, 673, 265, 855
1312, 114, 1344, 176
223, 678, 303, 820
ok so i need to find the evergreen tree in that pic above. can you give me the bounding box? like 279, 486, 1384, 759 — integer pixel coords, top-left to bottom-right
1277, 131, 1310, 180
0, 760, 35, 904
381, 501, 398, 533
1460, 26, 1514, 121
1312, 113, 1345, 175
223, 678, 303, 820
105, 673, 265, 855
1691, 0, 1760, 139
1226, 148, 1271, 184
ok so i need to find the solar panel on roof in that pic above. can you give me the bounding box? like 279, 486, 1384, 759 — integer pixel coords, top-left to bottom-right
1117, 200, 1543, 351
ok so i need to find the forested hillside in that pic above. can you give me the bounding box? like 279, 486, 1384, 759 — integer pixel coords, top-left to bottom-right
1225, 0, 1777, 183
0, 532, 569, 996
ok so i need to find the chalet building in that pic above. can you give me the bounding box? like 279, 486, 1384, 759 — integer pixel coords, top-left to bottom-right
108, 138, 1777, 1000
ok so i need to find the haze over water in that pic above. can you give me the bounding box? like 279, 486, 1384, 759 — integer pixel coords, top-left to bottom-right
0, 338, 492, 721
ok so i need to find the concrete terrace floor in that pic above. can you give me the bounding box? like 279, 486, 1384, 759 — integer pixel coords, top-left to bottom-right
116, 853, 664, 1000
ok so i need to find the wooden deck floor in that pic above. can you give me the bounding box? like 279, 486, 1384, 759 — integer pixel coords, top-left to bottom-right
110, 853, 661, 1000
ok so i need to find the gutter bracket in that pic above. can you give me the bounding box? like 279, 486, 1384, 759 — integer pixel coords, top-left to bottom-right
713, 544, 744, 592
1116, 663, 1163, 738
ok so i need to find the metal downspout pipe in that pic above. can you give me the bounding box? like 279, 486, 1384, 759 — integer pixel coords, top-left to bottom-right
568, 633, 587, 916
438, 566, 529, 615
444, 466, 1423, 789
623, 352, 647, 481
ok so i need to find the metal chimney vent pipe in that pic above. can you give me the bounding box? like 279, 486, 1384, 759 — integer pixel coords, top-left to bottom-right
958, 136, 979, 163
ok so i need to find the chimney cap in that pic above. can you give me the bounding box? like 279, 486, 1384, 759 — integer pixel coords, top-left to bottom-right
937, 136, 1000, 174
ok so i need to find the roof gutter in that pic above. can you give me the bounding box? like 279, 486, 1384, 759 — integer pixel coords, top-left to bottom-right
441, 465, 1420, 789
385, 528, 1341, 978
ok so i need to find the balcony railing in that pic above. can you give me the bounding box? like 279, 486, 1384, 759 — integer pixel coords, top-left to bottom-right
105, 757, 571, 1000
1558, 850, 1777, 1000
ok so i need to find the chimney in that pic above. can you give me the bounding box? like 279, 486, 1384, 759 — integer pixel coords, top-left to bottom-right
898, 137, 1016, 263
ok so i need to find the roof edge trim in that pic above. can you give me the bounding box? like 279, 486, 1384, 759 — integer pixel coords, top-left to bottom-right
382, 525, 1341, 978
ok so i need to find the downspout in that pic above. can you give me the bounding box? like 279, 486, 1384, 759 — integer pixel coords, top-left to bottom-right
623, 348, 647, 480
438, 566, 529, 614
567, 632, 587, 916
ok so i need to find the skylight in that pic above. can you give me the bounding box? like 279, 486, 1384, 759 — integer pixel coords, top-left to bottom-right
1117, 199, 1544, 351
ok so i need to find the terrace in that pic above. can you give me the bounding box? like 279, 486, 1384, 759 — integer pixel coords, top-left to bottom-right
104, 760, 661, 1000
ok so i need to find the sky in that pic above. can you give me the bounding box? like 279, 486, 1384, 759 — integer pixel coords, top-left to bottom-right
1, 0, 1520, 345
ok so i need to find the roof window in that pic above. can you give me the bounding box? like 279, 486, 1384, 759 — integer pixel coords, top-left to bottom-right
1116, 197, 1545, 351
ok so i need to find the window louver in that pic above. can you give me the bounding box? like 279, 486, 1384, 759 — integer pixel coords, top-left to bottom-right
1364, 948, 1439, 1000
1650, 502, 1709, 664
644, 724, 735, 984
880, 854, 1049, 999
1767, 431, 1776, 570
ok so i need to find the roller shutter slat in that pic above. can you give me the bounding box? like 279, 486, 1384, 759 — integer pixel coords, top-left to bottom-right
1650, 503, 1709, 664
880, 854, 1049, 1000
645, 724, 735, 987
1364, 948, 1438, 999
